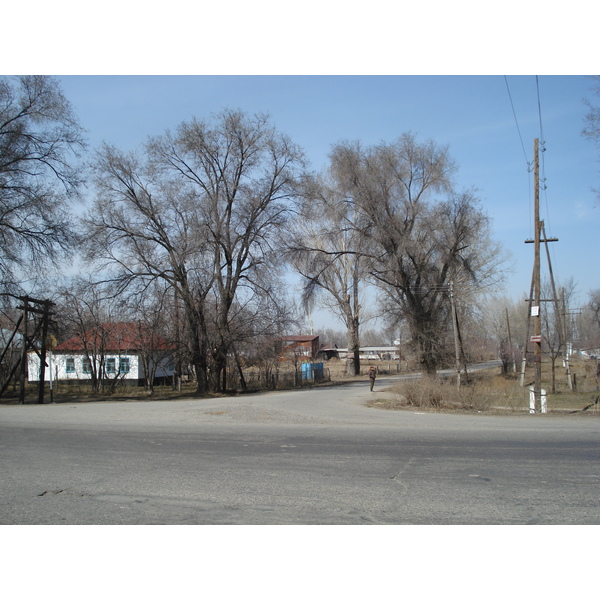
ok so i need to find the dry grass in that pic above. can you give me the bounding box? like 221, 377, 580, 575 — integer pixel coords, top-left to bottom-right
367, 374, 527, 413
368, 362, 600, 414
1, 381, 209, 404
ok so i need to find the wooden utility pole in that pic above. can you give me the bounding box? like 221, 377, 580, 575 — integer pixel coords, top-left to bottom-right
449, 281, 468, 388
12, 295, 55, 404
450, 282, 462, 388
522, 139, 559, 411
505, 308, 516, 372
531, 138, 543, 411
37, 300, 55, 404
18, 298, 29, 405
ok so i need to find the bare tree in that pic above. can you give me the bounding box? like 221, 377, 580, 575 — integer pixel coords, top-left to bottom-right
0, 76, 85, 292
589, 289, 600, 331
288, 172, 373, 375
85, 143, 215, 392
580, 290, 600, 382
129, 281, 178, 394
329, 134, 506, 377
55, 280, 134, 393
228, 289, 294, 390
583, 75, 600, 205
478, 296, 527, 375
148, 109, 304, 392
583, 76, 600, 140
540, 278, 566, 393
85, 110, 303, 393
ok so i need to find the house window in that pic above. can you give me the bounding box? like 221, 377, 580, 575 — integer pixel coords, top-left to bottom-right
106, 358, 116, 374
65, 358, 75, 373
119, 357, 130, 374
82, 358, 92, 374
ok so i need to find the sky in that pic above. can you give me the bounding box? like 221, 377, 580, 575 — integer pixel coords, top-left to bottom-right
4, 3, 598, 331
54, 74, 600, 329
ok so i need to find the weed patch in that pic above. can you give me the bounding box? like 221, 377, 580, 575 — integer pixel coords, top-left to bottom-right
369, 374, 530, 413
368, 369, 600, 414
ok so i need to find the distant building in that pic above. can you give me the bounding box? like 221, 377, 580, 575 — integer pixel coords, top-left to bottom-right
275, 335, 320, 362
335, 346, 400, 360
317, 343, 340, 361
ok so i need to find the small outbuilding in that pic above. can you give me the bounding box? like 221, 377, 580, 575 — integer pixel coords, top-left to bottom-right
275, 335, 320, 362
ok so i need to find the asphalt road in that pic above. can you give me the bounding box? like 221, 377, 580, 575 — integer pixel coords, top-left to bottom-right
1, 370, 599, 524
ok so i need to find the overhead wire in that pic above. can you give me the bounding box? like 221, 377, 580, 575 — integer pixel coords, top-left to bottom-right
504, 75, 534, 235
535, 76, 560, 286
504, 76, 531, 168
536, 76, 552, 231
504, 75, 563, 300
536, 75, 546, 144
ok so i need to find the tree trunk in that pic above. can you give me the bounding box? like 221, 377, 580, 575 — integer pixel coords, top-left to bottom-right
210, 350, 227, 393
421, 353, 438, 378
233, 347, 247, 391
418, 335, 438, 379
346, 316, 361, 375
185, 308, 208, 394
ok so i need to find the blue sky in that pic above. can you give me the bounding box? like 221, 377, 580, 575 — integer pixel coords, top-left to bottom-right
56, 75, 599, 328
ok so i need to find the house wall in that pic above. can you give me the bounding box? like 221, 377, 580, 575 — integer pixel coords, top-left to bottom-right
27, 352, 171, 382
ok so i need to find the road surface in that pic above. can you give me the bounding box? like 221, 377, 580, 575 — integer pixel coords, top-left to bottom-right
1, 370, 599, 524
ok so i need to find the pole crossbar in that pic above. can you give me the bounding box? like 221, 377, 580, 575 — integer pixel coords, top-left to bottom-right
524, 238, 559, 243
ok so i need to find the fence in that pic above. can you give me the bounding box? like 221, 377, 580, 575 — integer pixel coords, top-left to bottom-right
227, 363, 330, 392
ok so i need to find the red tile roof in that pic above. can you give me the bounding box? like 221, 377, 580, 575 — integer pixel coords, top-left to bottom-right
55, 322, 171, 352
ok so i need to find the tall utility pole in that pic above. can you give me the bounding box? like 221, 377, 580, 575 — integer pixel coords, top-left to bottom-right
18, 298, 29, 405
522, 139, 558, 411
37, 299, 55, 404
449, 281, 468, 388
532, 137, 542, 411
450, 282, 462, 388
505, 308, 516, 372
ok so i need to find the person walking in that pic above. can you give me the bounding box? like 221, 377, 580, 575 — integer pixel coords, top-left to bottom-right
368, 366, 376, 391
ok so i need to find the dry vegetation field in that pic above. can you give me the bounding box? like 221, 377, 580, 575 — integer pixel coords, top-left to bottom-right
368, 357, 600, 414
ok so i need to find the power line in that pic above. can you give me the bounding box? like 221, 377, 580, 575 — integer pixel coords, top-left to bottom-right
504, 76, 531, 168
535, 76, 559, 275
536, 76, 548, 202
536, 75, 546, 145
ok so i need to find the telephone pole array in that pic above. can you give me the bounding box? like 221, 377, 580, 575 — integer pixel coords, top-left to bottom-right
0, 295, 55, 403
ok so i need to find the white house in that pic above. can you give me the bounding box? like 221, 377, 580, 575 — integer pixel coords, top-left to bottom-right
28, 322, 175, 386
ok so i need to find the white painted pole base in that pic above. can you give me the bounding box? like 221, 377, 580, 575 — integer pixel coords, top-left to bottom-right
529, 386, 535, 413
529, 386, 547, 413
